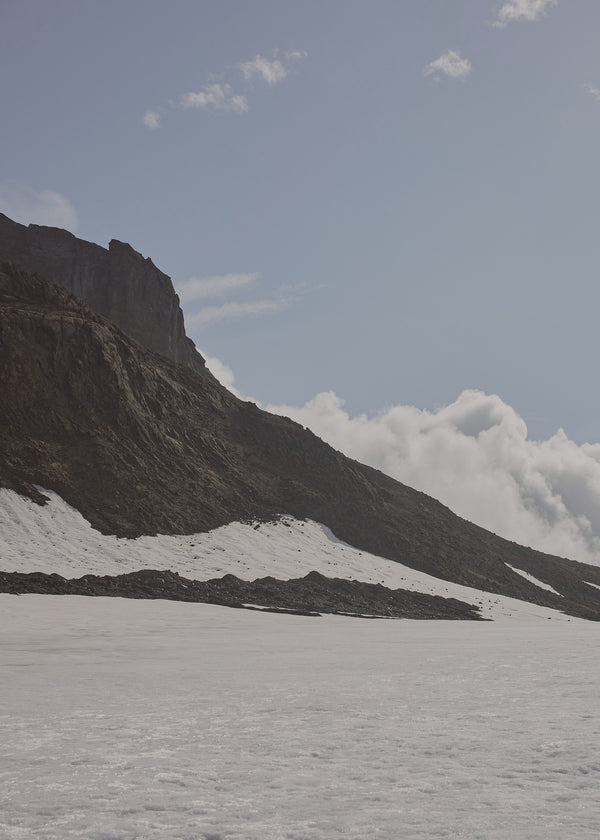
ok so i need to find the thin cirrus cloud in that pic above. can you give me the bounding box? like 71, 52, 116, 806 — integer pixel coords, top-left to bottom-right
177, 272, 259, 303
423, 50, 472, 81
144, 50, 306, 128
492, 0, 558, 27
188, 298, 287, 326
178, 270, 298, 326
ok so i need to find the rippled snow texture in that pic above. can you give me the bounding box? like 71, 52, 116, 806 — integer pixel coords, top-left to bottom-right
1, 596, 599, 840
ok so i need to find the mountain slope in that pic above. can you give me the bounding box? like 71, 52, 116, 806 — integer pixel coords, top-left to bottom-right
2, 261, 600, 620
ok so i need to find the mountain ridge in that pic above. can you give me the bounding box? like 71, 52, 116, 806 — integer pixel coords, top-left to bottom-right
2, 220, 600, 620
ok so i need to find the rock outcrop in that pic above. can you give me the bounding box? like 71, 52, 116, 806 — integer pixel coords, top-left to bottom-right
2, 262, 600, 620
0, 569, 484, 621
0, 213, 206, 374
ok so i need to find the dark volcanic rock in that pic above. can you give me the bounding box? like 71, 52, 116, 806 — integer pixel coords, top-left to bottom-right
2, 259, 600, 621
0, 569, 484, 620
0, 213, 206, 375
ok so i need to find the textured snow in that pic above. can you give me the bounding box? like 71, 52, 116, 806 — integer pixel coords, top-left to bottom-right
1, 595, 599, 840
0, 488, 574, 621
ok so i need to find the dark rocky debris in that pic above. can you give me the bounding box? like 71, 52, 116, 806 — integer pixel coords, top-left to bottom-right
0, 569, 483, 620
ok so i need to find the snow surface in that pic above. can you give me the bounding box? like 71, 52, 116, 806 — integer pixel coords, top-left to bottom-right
1, 595, 599, 840
0, 488, 575, 621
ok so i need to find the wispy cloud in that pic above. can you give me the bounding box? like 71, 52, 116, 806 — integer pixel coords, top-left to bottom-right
179, 270, 303, 327
188, 298, 287, 325
178, 272, 259, 303
180, 83, 248, 114
284, 49, 308, 62
493, 0, 558, 27
0, 184, 78, 233
423, 50, 472, 81
143, 49, 306, 127
586, 84, 600, 102
239, 50, 307, 86
143, 110, 161, 130
239, 55, 288, 86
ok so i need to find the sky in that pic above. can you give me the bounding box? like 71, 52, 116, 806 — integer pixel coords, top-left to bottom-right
4, 0, 600, 560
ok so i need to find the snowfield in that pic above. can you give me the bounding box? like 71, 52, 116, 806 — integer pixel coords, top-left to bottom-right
2, 488, 600, 838
1, 595, 599, 840
0, 488, 580, 621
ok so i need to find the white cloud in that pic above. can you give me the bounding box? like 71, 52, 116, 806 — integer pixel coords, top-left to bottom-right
180, 83, 248, 114
177, 273, 259, 303
146, 49, 306, 126
586, 84, 600, 102
196, 352, 600, 565
199, 350, 241, 395
143, 110, 161, 129
0, 184, 78, 233
186, 344, 600, 566
239, 55, 288, 86
254, 387, 600, 566
239, 51, 307, 86
423, 50, 472, 81
493, 0, 558, 27
188, 298, 287, 326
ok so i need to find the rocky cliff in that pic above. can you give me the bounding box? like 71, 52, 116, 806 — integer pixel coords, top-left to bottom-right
0, 213, 206, 374
2, 262, 600, 620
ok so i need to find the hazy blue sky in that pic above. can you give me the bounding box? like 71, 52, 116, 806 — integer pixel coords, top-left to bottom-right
2, 0, 599, 444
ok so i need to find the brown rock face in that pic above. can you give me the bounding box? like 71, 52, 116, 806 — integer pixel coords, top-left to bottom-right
0, 213, 206, 374
2, 264, 600, 620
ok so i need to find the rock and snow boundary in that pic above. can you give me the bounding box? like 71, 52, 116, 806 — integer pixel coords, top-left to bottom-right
0, 488, 580, 622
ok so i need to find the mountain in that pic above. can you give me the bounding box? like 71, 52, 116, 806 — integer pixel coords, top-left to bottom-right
0, 213, 207, 375
2, 218, 600, 621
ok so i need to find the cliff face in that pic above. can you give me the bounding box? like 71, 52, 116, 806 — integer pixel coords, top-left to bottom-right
2, 264, 600, 620
0, 213, 206, 375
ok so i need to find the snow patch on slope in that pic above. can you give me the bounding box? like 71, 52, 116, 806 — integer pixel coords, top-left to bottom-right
505, 563, 563, 596
0, 488, 574, 622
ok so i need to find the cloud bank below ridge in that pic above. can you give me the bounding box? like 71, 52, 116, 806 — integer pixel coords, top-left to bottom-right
203, 355, 600, 566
